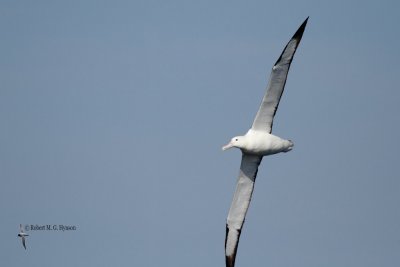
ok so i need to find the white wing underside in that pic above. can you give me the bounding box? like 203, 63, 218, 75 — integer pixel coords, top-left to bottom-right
225, 154, 262, 266
22, 236, 26, 249
251, 18, 308, 133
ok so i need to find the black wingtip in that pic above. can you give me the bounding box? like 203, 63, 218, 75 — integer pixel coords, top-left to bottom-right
225, 225, 236, 267
225, 224, 242, 267
226, 254, 235, 267
292, 17, 309, 41
272, 16, 309, 68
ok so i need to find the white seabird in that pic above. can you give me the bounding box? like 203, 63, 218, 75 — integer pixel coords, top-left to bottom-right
222, 17, 308, 267
18, 224, 29, 250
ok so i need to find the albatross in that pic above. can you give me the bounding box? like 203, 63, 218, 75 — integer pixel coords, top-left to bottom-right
222, 17, 308, 267
18, 224, 29, 250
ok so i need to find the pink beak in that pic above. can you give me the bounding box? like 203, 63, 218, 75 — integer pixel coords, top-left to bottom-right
222, 142, 233, 151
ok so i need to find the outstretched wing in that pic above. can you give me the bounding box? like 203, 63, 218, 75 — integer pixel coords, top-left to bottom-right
22, 236, 26, 249
251, 17, 308, 133
225, 154, 262, 267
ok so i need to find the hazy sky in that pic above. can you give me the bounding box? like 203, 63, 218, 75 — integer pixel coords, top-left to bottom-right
1, 0, 400, 266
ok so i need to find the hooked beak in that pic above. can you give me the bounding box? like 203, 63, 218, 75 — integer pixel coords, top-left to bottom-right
222, 142, 233, 151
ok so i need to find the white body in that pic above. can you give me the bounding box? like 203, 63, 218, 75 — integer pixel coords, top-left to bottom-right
224, 129, 293, 156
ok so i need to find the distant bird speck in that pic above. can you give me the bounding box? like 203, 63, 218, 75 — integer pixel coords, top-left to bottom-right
18, 224, 29, 250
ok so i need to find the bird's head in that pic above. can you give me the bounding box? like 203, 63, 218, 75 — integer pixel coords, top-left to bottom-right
222, 136, 246, 151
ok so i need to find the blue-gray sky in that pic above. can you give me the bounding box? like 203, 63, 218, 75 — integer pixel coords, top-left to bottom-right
1, 0, 399, 266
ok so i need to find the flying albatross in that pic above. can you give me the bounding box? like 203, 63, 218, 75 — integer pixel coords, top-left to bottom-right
222, 17, 308, 267
18, 224, 29, 250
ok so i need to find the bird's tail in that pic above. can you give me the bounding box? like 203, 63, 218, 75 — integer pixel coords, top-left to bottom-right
284, 140, 294, 152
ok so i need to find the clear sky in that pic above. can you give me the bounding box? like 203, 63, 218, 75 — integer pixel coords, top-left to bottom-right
1, 0, 399, 266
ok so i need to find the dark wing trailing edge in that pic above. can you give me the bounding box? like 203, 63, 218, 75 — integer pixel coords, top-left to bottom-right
251, 17, 308, 133
225, 154, 262, 267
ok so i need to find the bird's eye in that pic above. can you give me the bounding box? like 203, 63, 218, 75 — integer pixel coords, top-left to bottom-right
235, 139, 238, 141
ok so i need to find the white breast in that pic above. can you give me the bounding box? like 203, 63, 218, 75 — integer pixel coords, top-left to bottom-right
242, 130, 293, 156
